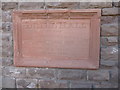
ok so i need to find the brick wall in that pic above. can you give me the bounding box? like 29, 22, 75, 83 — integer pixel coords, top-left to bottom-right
1, 1, 119, 88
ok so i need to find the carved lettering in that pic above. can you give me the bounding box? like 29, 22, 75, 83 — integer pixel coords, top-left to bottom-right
22, 19, 88, 31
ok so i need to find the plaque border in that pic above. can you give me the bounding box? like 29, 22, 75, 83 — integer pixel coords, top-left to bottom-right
13, 9, 101, 69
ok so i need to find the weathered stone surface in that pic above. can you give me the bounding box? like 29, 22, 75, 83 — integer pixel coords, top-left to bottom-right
87, 70, 110, 81
0, 21, 2, 31
2, 57, 13, 66
105, 37, 118, 42
79, 2, 112, 9
119, 67, 120, 85
113, 2, 120, 7
38, 80, 68, 88
0, 51, 1, 59
0, 9, 2, 20
109, 67, 118, 82
101, 46, 118, 60
0, 47, 1, 56
0, 56, 1, 79
70, 81, 93, 88
100, 60, 118, 68
101, 37, 118, 47
0, 1, 1, 8
2, 67, 26, 78
26, 68, 55, 79
101, 23, 118, 36
2, 45, 13, 55
2, 33, 12, 45
0, 39, 1, 46
2, 2, 18, 11
46, 2, 80, 9
93, 82, 118, 88
2, 33, 13, 57
0, 76, 2, 89
2, 49, 13, 58
58, 69, 86, 80
101, 16, 118, 24
19, 2, 44, 10
2, 22, 12, 32
2, 76, 16, 88
16, 79, 38, 88
2, 11, 12, 22
102, 7, 120, 15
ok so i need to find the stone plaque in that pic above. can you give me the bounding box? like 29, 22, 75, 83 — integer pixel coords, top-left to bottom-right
13, 9, 101, 69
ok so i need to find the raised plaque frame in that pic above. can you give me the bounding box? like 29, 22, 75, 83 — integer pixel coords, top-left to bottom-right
13, 9, 101, 69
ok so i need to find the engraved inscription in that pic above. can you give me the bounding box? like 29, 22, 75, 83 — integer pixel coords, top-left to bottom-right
13, 10, 101, 69
21, 19, 90, 60
22, 19, 88, 29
